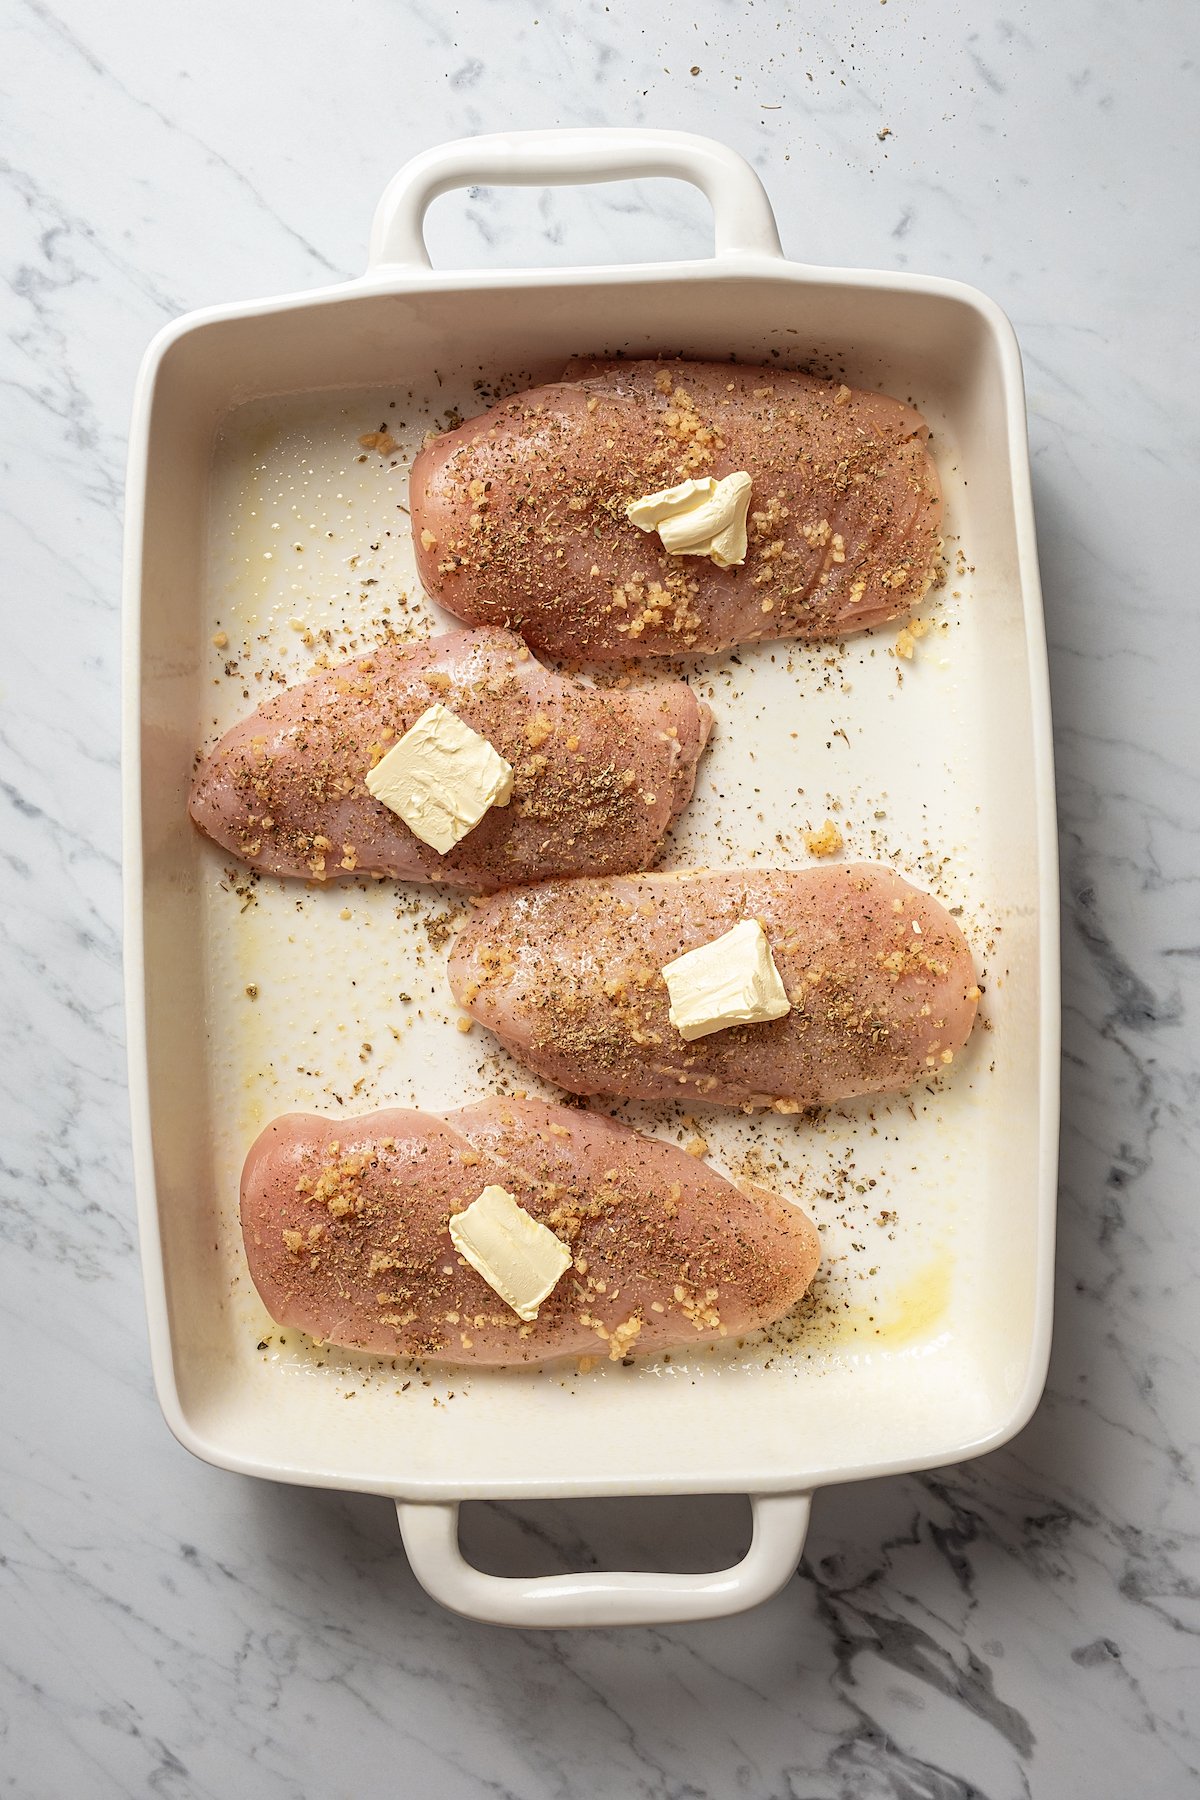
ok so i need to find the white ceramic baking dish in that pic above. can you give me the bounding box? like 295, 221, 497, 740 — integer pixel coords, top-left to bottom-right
123, 130, 1059, 1628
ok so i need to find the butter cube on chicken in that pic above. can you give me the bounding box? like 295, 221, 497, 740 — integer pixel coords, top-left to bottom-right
241, 1097, 820, 1366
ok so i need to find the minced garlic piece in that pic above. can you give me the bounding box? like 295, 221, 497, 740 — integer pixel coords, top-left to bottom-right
804, 819, 844, 858
626, 472, 753, 568
895, 614, 933, 660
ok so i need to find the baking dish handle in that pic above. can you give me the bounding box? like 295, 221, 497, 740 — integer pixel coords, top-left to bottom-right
368, 128, 784, 271
395, 1491, 810, 1628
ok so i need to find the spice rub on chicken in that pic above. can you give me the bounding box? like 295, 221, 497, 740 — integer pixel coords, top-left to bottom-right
411, 358, 942, 659
240, 1097, 820, 1366
188, 626, 710, 889
448, 866, 980, 1111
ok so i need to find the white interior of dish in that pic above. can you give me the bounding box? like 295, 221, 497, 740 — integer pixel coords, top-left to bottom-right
134, 270, 1048, 1498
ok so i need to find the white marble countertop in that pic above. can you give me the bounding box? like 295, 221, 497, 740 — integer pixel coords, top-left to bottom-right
3, 1, 1197, 1794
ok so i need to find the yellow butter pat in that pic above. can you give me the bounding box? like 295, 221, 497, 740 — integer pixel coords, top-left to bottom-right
625, 471, 753, 568
365, 702, 513, 855
448, 1184, 572, 1321
662, 918, 791, 1042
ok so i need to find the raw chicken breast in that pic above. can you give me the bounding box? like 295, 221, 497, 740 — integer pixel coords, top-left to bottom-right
240, 1096, 820, 1365
411, 358, 942, 659
448, 866, 979, 1110
188, 627, 710, 889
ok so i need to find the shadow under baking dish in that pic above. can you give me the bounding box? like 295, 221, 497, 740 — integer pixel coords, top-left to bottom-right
129, 273, 1052, 1502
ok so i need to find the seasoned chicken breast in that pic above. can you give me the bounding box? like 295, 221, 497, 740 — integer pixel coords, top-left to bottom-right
188, 627, 710, 889
448, 866, 979, 1110
411, 358, 942, 659
240, 1096, 820, 1365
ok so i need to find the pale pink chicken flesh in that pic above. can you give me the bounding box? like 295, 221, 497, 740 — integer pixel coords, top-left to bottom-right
240, 1096, 820, 1365
188, 626, 710, 889
448, 866, 980, 1111
410, 358, 942, 659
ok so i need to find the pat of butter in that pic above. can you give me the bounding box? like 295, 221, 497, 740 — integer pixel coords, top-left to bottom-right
365, 702, 513, 855
662, 918, 791, 1042
625, 471, 753, 568
448, 1185, 572, 1322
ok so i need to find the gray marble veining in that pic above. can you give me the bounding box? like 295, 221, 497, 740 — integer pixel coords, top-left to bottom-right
2, 0, 1198, 1794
